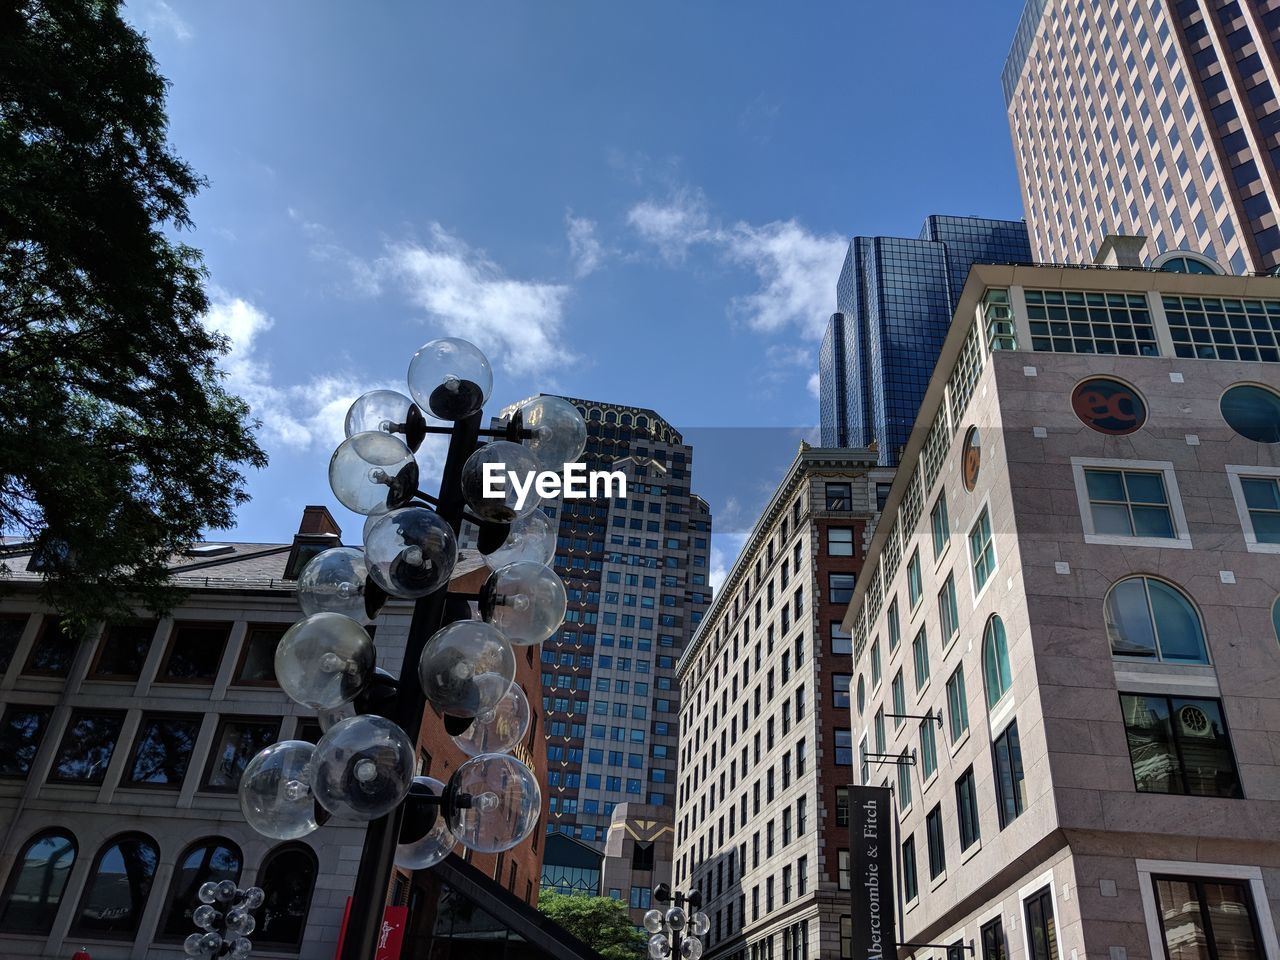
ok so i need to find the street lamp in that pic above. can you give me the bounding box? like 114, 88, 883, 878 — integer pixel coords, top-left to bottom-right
183, 881, 264, 958
232, 338, 586, 960
644, 884, 709, 960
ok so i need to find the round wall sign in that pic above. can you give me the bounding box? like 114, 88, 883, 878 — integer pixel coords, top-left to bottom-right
1072, 378, 1147, 435
962, 427, 981, 491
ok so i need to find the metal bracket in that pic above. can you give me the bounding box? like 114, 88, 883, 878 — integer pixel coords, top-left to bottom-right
886, 710, 943, 728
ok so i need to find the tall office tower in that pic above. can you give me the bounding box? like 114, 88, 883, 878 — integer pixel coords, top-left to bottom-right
843, 243, 1280, 960
519, 396, 712, 913
1003, 0, 1280, 274
820, 216, 1031, 461
673, 446, 896, 960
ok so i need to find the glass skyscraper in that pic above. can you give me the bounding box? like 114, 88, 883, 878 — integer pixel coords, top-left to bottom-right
818, 215, 1031, 463
1003, 0, 1280, 273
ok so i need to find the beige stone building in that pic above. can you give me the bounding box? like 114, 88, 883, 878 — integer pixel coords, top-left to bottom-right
675, 447, 895, 960
844, 247, 1280, 960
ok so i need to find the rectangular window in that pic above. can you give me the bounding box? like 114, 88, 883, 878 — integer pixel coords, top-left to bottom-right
0, 614, 28, 675
931, 494, 950, 558
23, 617, 76, 678
981, 917, 1007, 960
993, 720, 1026, 828
202, 717, 279, 792
946, 667, 969, 742
834, 729, 853, 766
837, 849, 850, 890
956, 766, 980, 851
1162, 292, 1280, 361
830, 621, 852, 656
1027, 288, 1157, 356
870, 639, 881, 688
912, 627, 930, 692
926, 804, 945, 879
887, 598, 900, 650
841, 916, 853, 960
1152, 875, 1265, 960
832, 674, 851, 709
938, 574, 959, 646
901, 834, 918, 902
907, 550, 923, 608
920, 719, 938, 780
897, 751, 912, 809
829, 573, 855, 605
234, 624, 287, 685
1240, 475, 1280, 544
89, 620, 157, 680
828, 527, 854, 556
1083, 467, 1176, 539
1119, 694, 1241, 797
0, 704, 53, 778
158, 621, 232, 683
49, 710, 125, 783
1024, 886, 1057, 960
969, 508, 996, 593
826, 483, 852, 511
891, 670, 905, 728
125, 713, 201, 787
835, 787, 849, 828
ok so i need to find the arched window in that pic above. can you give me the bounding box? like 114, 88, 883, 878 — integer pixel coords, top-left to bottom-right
254, 844, 317, 949
982, 616, 1013, 708
1104, 577, 1208, 663
604, 410, 617, 424
160, 838, 242, 938
1272, 596, 1279, 645
0, 829, 77, 933
856, 676, 866, 715
72, 832, 158, 938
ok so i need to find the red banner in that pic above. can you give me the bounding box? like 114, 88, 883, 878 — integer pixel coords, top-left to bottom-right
334, 900, 407, 960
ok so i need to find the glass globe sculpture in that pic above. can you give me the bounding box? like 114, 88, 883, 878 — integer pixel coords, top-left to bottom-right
275, 612, 376, 710
418, 621, 515, 718
481, 560, 567, 645
648, 934, 670, 960
682, 938, 704, 959
364, 507, 458, 599
666, 907, 687, 930
408, 337, 492, 420
690, 912, 710, 936
394, 776, 457, 869
238, 740, 319, 840
193, 904, 219, 930
296, 547, 371, 621
229, 939, 253, 960
345, 389, 414, 438
317, 700, 357, 733
451, 682, 530, 757
483, 509, 555, 569
329, 431, 418, 516
311, 715, 416, 821
520, 395, 587, 471
643, 909, 664, 934
243, 887, 265, 910
460, 440, 542, 522
446, 753, 541, 853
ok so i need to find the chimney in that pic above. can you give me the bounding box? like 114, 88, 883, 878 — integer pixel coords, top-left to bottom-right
283, 505, 343, 581
298, 505, 342, 538
1094, 234, 1147, 268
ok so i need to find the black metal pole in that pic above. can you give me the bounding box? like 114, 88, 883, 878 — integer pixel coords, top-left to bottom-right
340, 409, 482, 960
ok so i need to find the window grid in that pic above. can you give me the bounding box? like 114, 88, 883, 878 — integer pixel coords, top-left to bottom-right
1026, 289, 1158, 356
1163, 294, 1280, 362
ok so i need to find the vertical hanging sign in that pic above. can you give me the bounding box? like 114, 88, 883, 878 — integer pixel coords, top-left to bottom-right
850, 785, 897, 960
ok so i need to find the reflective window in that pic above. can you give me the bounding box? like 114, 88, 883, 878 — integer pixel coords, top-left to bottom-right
1273, 597, 1280, 644
901, 834, 918, 902
925, 804, 945, 879
1152, 876, 1264, 960
161, 839, 242, 938
90, 620, 157, 680
981, 917, 1007, 960
158, 621, 231, 683
1221, 384, 1280, 443
0, 704, 53, 778
1024, 886, 1057, 960
931, 494, 950, 558
1027, 290, 1157, 356
1164, 294, 1280, 361
993, 719, 1026, 828
912, 627, 930, 692
234, 624, 286, 685
126, 714, 201, 787
956, 767, 980, 851
946, 667, 969, 743
49, 710, 125, 783
983, 616, 1013, 707
907, 550, 923, 608
23, 617, 76, 677
1120, 694, 1241, 798
254, 844, 317, 948
0, 830, 77, 933
203, 718, 279, 792
828, 527, 854, 556
969, 508, 996, 592
0, 614, 28, 674
1084, 469, 1174, 538
1105, 577, 1208, 663
938, 574, 959, 644
1240, 477, 1280, 543
72, 833, 159, 937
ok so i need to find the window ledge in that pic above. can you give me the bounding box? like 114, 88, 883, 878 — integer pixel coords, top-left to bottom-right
929, 870, 948, 892
961, 840, 982, 864
988, 694, 1016, 732
922, 770, 939, 793
949, 729, 971, 757
933, 541, 952, 570
1084, 533, 1193, 550
1243, 539, 1280, 554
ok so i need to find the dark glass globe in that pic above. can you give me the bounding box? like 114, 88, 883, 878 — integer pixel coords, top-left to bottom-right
365, 507, 458, 599
311, 715, 416, 821
407, 337, 493, 420
417, 621, 515, 718
329, 432, 418, 516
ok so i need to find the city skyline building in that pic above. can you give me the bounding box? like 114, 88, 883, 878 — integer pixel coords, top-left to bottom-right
820, 216, 1031, 463
673, 445, 894, 960
1003, 0, 1280, 274
843, 247, 1280, 960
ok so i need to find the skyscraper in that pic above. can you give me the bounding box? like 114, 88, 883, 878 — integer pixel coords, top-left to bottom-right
1003, 0, 1280, 274
516, 396, 711, 905
819, 216, 1031, 462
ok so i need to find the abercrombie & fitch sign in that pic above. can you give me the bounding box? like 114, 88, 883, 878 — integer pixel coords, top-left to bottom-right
850, 785, 897, 960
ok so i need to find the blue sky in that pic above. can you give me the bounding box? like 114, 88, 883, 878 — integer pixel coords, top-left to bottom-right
127, 0, 1030, 575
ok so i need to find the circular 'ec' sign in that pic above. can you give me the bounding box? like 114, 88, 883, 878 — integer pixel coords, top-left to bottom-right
962, 427, 981, 492
1072, 378, 1147, 436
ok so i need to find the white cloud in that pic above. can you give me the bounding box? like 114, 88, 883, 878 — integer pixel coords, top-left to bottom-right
134, 0, 193, 41
709, 531, 748, 593
807, 371, 821, 399
626, 191, 845, 338
566, 213, 605, 278
379, 225, 575, 378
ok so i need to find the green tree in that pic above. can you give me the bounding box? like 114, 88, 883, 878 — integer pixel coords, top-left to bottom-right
538, 889, 647, 960
0, 0, 266, 630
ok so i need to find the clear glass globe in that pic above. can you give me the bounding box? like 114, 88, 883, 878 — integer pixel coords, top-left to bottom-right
318, 700, 357, 733
329, 431, 418, 516
648, 933, 670, 959
643, 909, 664, 934
345, 389, 414, 438
243, 887, 265, 910
312, 715, 416, 821
274, 612, 376, 710
365, 507, 458, 599
418, 621, 515, 718
238, 740, 319, 840
482, 561, 567, 645
682, 937, 703, 960
665, 907, 686, 930
215, 879, 239, 903
183, 933, 206, 957
363, 505, 388, 545
451, 682, 530, 756
297, 547, 371, 622
395, 776, 457, 870
229, 939, 253, 960
197, 881, 218, 904
690, 912, 710, 936
193, 904, 220, 930
199, 932, 223, 956
483, 509, 555, 569
226, 910, 255, 937
447, 753, 542, 853
520, 395, 587, 471
408, 337, 492, 420
461, 441, 542, 522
